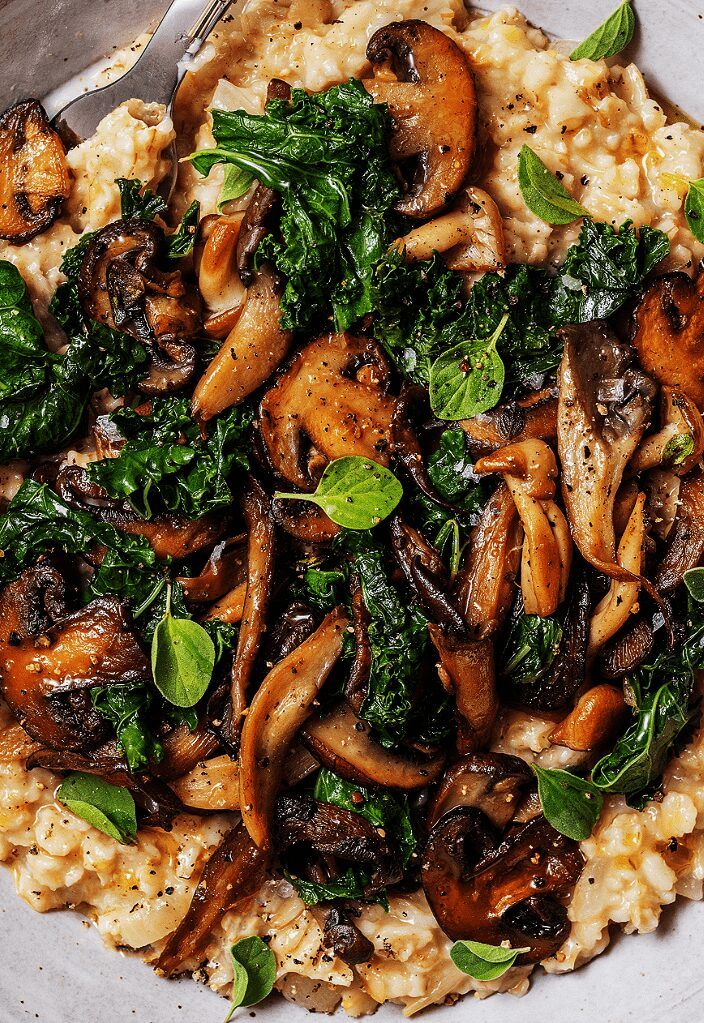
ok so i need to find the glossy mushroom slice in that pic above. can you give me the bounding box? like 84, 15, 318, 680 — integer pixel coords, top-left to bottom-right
323, 907, 375, 966
260, 333, 395, 491
0, 99, 70, 243
460, 388, 558, 458
632, 270, 704, 409
428, 627, 498, 755
391, 517, 465, 632
588, 492, 647, 654
394, 187, 505, 272
78, 219, 202, 393
427, 753, 533, 830
557, 323, 656, 580
196, 213, 246, 334
631, 387, 704, 476
365, 21, 476, 218
421, 810, 583, 959
549, 685, 628, 752
654, 469, 704, 593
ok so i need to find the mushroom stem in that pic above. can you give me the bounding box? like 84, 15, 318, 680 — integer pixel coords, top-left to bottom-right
588, 492, 646, 654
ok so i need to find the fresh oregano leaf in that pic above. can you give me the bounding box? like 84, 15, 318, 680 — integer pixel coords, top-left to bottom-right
275, 456, 403, 530
663, 432, 695, 467
58, 772, 137, 843
219, 164, 255, 211
684, 567, 704, 603
518, 146, 589, 225
224, 936, 277, 1020
429, 313, 508, 420
685, 179, 704, 244
569, 2, 635, 61
151, 595, 216, 708
450, 940, 530, 981
533, 765, 604, 841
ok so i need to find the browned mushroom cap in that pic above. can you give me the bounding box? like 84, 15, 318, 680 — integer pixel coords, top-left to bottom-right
632, 271, 704, 409
150, 722, 220, 781
178, 535, 247, 604
365, 21, 476, 219
236, 184, 280, 285
0, 99, 70, 243
428, 627, 498, 755
601, 616, 654, 679
260, 333, 395, 490
653, 468, 704, 592
302, 702, 445, 790
157, 821, 269, 977
557, 322, 656, 580
549, 685, 628, 752
421, 810, 583, 959
239, 607, 350, 850
460, 388, 558, 458
0, 565, 149, 751
78, 219, 202, 394
427, 753, 533, 830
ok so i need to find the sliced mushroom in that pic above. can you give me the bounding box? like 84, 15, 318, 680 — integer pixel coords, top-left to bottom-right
196, 213, 246, 326
632, 270, 704, 409
260, 333, 395, 490
654, 469, 704, 592
0, 99, 70, 243
302, 702, 445, 790
157, 822, 269, 977
588, 492, 646, 654
391, 384, 455, 509
192, 264, 293, 422
239, 607, 349, 850
391, 517, 465, 632
428, 626, 498, 754
345, 575, 372, 716
151, 723, 220, 781
557, 323, 656, 579
365, 21, 476, 218
236, 184, 280, 285
178, 535, 247, 605
549, 686, 628, 752
460, 388, 558, 458
168, 754, 240, 811
421, 810, 583, 959
427, 753, 533, 831
393, 187, 505, 272
645, 469, 681, 542
323, 907, 374, 966
272, 499, 341, 543
631, 387, 704, 475
79, 220, 202, 394
601, 616, 654, 679
455, 482, 522, 637
475, 440, 571, 618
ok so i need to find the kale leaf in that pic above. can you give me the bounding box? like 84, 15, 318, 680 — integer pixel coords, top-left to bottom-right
167, 201, 200, 260
91, 683, 163, 772
116, 177, 168, 222
502, 613, 564, 687
286, 867, 383, 907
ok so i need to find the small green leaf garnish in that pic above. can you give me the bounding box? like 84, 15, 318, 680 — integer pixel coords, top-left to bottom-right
684, 568, 704, 603
429, 313, 508, 420
58, 772, 137, 843
533, 765, 604, 841
663, 432, 695, 467
224, 936, 277, 1021
435, 518, 462, 578
151, 586, 215, 708
450, 940, 530, 981
685, 179, 704, 244
518, 146, 589, 225
219, 164, 255, 211
569, 2, 635, 62
275, 456, 403, 530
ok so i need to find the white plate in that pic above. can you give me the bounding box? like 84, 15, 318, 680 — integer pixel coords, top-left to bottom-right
0, 2, 703, 1021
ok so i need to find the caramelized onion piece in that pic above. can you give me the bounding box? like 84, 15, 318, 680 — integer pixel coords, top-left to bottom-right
428, 626, 498, 754
0, 99, 70, 243
549, 686, 628, 752
239, 607, 349, 850
654, 469, 704, 593
588, 492, 646, 654
427, 753, 533, 831
460, 388, 557, 457
302, 702, 444, 790
157, 822, 269, 977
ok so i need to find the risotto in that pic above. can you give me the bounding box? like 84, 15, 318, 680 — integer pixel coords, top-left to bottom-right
1, 0, 704, 1017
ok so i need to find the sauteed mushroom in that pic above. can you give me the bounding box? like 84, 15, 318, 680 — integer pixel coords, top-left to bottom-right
588, 492, 646, 654
654, 469, 704, 592
393, 187, 505, 272
549, 685, 627, 752
365, 21, 476, 218
323, 907, 375, 966
428, 627, 498, 754
460, 388, 557, 457
0, 99, 70, 242
427, 753, 533, 830
631, 387, 704, 475
196, 213, 246, 331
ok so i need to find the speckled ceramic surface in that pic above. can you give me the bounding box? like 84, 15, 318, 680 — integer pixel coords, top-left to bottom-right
0, 2, 703, 1021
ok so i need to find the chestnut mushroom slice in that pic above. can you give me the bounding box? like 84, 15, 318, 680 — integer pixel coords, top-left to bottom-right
365, 21, 476, 219
391, 384, 455, 509
427, 753, 533, 831
150, 722, 220, 781
460, 387, 558, 458
393, 187, 505, 272
301, 702, 445, 790
632, 270, 704, 409
558, 323, 656, 580
631, 387, 704, 475
157, 821, 269, 977
260, 333, 395, 491
0, 99, 70, 243
549, 685, 628, 752
323, 907, 374, 966
421, 809, 583, 959
0, 566, 149, 751
428, 627, 498, 755
239, 607, 350, 851
654, 469, 704, 593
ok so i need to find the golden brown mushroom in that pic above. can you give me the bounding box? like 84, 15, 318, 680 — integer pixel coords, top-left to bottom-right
0, 99, 70, 243
427, 753, 533, 830
654, 469, 704, 592
393, 187, 505, 272
196, 213, 246, 333
549, 685, 628, 752
365, 20, 476, 219
460, 387, 558, 457
588, 492, 647, 654
428, 626, 498, 754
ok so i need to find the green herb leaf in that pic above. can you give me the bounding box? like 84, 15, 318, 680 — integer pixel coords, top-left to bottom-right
167, 201, 200, 259
663, 432, 695, 467
58, 772, 137, 843
569, 2, 635, 61
286, 866, 387, 908
533, 765, 604, 840
151, 610, 215, 708
275, 456, 402, 530
684, 568, 704, 603
450, 940, 530, 981
224, 937, 276, 1020
91, 683, 163, 773
219, 164, 255, 211
685, 179, 704, 244
429, 314, 508, 420
518, 146, 589, 225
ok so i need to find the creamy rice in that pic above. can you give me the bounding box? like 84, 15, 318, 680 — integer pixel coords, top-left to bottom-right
2, 0, 704, 1015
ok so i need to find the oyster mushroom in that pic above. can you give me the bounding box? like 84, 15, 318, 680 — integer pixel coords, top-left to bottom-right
427, 753, 533, 830
391, 517, 465, 632
549, 685, 628, 752
631, 387, 704, 475
196, 213, 246, 335
365, 21, 476, 218
557, 323, 656, 580
428, 627, 498, 754
460, 387, 558, 458
0, 99, 70, 243
654, 469, 704, 592
393, 187, 505, 272
588, 492, 646, 654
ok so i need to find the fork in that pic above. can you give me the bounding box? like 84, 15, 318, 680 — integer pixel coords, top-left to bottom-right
52, 0, 234, 196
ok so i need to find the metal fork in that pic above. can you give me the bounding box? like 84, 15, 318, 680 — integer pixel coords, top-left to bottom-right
52, 0, 234, 196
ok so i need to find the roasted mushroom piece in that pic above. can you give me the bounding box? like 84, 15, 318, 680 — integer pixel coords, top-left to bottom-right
422, 810, 583, 959
460, 387, 558, 457
549, 685, 628, 752
393, 187, 505, 272
427, 753, 533, 830
78, 219, 202, 393
428, 628, 498, 755
654, 469, 704, 593
365, 21, 476, 218
323, 907, 375, 966
0, 99, 70, 243
631, 387, 704, 475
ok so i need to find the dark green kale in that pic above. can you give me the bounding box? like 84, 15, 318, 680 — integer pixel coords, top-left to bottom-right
190, 79, 400, 332
166, 200, 200, 260
501, 613, 564, 688
86, 397, 254, 520
116, 177, 168, 222
286, 867, 385, 908
299, 566, 349, 613
91, 683, 163, 772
